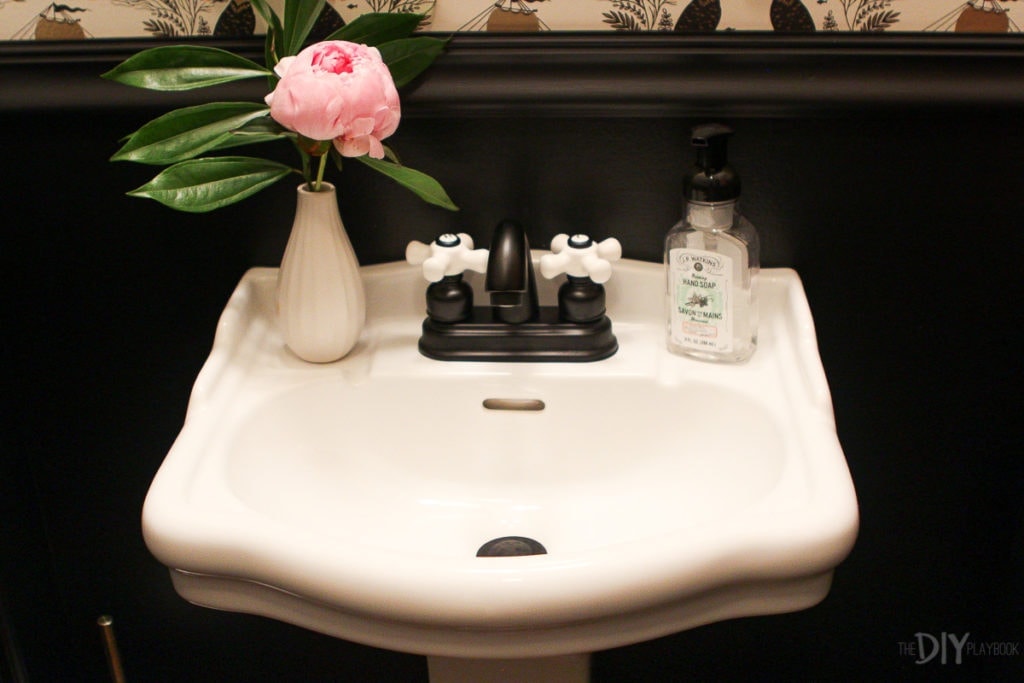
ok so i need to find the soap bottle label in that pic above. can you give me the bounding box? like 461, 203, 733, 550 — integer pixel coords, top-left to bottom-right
669, 248, 733, 353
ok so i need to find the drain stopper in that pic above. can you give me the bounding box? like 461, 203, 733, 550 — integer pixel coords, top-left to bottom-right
476, 536, 547, 557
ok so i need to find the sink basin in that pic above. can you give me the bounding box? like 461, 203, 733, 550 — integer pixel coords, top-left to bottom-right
225, 377, 785, 559
142, 257, 857, 669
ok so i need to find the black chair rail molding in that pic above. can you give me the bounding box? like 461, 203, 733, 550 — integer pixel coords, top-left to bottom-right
3, 33, 1024, 115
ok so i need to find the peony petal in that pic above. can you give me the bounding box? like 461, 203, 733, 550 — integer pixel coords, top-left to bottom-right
346, 117, 376, 138
373, 105, 400, 140
366, 137, 385, 159
336, 136, 370, 158
273, 56, 296, 79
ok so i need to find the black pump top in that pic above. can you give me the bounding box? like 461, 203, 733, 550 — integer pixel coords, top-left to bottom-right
686, 123, 740, 202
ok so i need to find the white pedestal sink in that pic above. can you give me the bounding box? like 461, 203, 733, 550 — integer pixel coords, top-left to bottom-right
143, 257, 858, 682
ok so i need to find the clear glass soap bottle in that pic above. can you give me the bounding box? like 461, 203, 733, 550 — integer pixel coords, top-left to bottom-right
665, 124, 759, 363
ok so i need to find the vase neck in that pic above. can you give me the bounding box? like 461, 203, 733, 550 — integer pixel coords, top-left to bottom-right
295, 182, 340, 217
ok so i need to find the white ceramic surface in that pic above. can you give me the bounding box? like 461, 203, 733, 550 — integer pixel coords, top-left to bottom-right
142, 258, 858, 659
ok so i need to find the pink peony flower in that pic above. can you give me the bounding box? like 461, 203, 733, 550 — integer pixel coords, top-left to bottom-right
265, 41, 400, 159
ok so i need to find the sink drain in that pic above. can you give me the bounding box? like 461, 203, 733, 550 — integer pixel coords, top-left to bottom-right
476, 536, 547, 557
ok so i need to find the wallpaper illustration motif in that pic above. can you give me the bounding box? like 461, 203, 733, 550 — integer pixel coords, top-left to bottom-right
2, 1, 1021, 40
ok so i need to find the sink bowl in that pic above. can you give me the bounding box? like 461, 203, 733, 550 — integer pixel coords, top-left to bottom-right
143, 257, 857, 667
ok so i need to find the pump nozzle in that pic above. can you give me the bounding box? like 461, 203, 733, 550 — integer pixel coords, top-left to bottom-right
687, 123, 740, 202
692, 123, 732, 172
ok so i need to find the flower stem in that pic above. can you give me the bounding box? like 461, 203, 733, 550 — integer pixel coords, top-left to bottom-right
313, 153, 328, 192
299, 149, 312, 188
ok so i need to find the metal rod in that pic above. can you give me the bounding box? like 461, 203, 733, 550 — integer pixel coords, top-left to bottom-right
97, 615, 126, 683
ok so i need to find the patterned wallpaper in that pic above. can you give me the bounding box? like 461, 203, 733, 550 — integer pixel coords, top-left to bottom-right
1, 1, 1020, 41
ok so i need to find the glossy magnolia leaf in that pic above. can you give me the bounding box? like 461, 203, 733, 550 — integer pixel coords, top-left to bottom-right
282, 0, 326, 57
324, 12, 424, 47
382, 145, 401, 165
248, 0, 278, 30
127, 157, 294, 212
111, 103, 272, 165
249, 0, 284, 70
355, 156, 458, 211
210, 116, 294, 151
378, 37, 449, 88
102, 46, 271, 91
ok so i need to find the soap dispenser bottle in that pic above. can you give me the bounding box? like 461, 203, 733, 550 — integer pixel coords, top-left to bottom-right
665, 123, 759, 363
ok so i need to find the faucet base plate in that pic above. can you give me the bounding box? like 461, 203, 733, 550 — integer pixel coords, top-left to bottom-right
418, 307, 617, 362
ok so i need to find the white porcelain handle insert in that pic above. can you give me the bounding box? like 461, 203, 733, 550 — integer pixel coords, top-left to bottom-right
405, 233, 489, 283
540, 234, 622, 284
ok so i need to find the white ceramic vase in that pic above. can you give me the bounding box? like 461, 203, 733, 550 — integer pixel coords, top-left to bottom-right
277, 182, 365, 363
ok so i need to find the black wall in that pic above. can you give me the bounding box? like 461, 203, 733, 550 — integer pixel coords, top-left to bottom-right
3, 35, 1023, 681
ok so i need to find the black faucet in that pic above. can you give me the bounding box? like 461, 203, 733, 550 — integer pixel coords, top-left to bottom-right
411, 220, 619, 362
485, 220, 539, 324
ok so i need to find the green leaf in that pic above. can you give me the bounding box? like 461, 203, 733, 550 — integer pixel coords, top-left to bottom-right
324, 12, 424, 47
378, 37, 448, 88
329, 147, 345, 174
111, 103, 272, 165
127, 157, 294, 212
210, 116, 293, 152
230, 116, 289, 137
250, 0, 284, 68
102, 46, 271, 91
381, 144, 401, 165
355, 156, 458, 211
249, 0, 279, 33
283, 0, 326, 57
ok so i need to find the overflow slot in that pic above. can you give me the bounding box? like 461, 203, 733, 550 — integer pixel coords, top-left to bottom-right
482, 398, 545, 412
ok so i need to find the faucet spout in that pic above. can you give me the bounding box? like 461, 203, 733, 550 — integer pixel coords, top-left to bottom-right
485, 220, 539, 323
